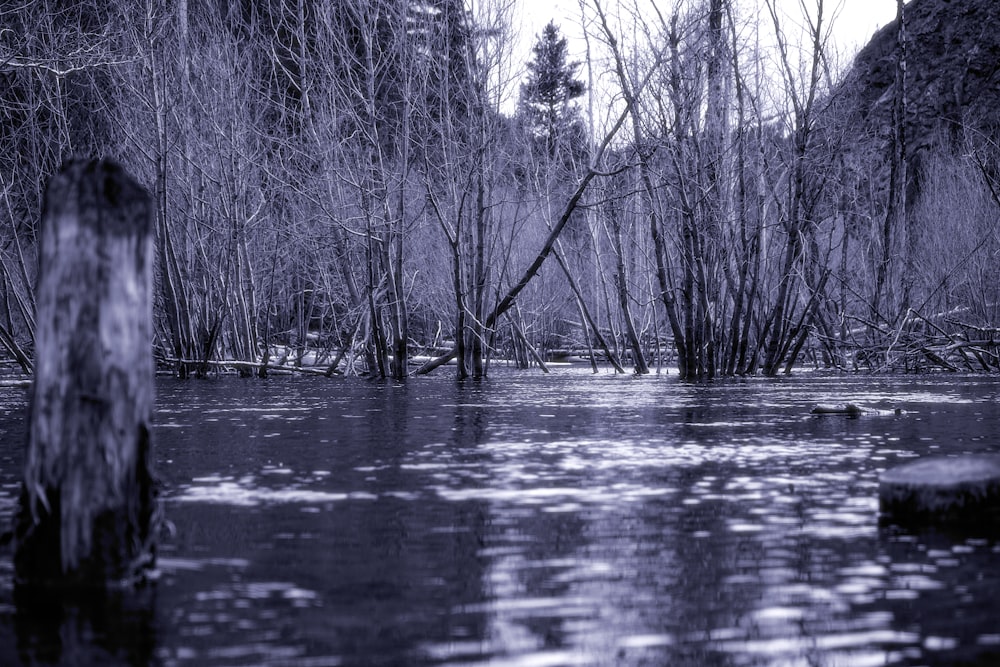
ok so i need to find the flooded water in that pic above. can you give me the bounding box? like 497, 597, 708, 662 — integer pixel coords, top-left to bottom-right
0, 370, 999, 666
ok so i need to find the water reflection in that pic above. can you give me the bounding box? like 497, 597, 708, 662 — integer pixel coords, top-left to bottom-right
0, 373, 998, 665
12, 584, 158, 666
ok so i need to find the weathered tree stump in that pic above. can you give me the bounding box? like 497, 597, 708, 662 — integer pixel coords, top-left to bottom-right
879, 455, 1000, 530
12, 159, 159, 586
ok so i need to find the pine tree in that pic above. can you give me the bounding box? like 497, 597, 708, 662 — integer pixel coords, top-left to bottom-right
519, 21, 586, 160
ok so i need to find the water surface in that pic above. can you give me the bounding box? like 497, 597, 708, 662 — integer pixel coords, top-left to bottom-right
0, 370, 998, 666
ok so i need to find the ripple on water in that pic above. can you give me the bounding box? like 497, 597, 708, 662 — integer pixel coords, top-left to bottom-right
170, 468, 372, 507
5, 373, 1000, 667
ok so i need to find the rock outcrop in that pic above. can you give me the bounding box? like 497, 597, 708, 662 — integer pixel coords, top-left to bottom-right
847, 0, 1000, 161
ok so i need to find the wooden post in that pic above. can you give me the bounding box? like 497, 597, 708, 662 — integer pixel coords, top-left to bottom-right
13, 159, 159, 586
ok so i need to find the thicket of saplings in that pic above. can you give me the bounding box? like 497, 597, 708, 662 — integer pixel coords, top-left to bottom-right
1, 0, 997, 381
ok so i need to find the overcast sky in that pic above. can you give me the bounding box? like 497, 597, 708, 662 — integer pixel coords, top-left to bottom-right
516, 0, 899, 61
504, 0, 899, 113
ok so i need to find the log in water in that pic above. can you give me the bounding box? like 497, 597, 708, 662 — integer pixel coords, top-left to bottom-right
811, 403, 902, 416
879, 455, 1000, 530
12, 159, 159, 586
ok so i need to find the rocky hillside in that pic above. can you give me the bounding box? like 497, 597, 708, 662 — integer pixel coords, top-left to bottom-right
848, 0, 1000, 158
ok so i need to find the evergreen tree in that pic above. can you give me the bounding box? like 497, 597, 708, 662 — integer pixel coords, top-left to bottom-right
519, 21, 586, 160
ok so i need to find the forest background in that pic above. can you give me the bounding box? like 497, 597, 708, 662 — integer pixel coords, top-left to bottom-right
2, 0, 999, 381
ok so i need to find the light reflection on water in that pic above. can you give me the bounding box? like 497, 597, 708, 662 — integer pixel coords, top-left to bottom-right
0, 371, 997, 665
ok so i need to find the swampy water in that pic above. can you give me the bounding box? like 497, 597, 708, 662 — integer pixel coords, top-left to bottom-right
0, 370, 999, 666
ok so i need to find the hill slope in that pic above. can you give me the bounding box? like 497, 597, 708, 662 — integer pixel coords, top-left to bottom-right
848, 0, 1000, 157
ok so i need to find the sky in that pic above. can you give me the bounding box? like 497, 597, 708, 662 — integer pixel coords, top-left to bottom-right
516, 0, 900, 65
506, 0, 900, 114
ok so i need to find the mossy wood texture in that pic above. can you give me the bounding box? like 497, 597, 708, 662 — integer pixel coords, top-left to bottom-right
14, 160, 159, 586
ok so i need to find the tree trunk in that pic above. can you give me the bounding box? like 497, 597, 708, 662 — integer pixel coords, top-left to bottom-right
608, 205, 649, 374
414, 52, 642, 376
553, 242, 624, 373
13, 160, 160, 587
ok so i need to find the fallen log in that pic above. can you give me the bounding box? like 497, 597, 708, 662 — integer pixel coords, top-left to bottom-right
811, 403, 902, 416
12, 160, 160, 587
161, 356, 335, 376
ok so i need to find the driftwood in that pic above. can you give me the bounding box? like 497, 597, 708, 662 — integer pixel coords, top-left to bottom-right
837, 309, 1000, 373
162, 356, 334, 376
811, 403, 902, 416
12, 160, 160, 586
